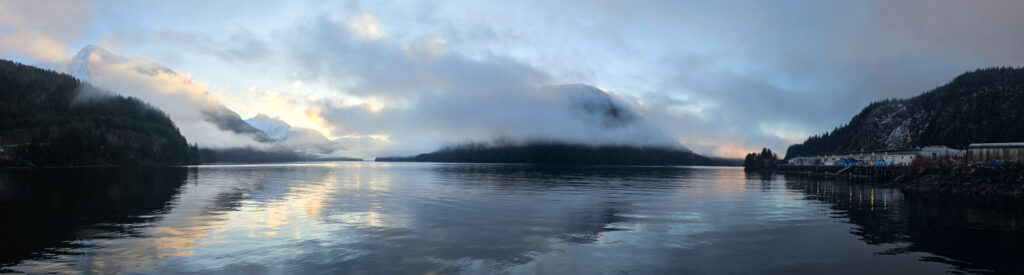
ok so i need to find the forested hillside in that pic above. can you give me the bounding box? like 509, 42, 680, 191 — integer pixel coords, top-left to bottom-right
377, 142, 736, 166
0, 60, 196, 166
786, 67, 1024, 158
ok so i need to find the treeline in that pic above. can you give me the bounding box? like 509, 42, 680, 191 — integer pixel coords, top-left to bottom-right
378, 142, 736, 166
786, 67, 1024, 158
0, 60, 195, 166
197, 147, 306, 163
743, 148, 779, 170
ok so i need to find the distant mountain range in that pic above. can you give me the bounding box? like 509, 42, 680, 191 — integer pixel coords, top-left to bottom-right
786, 67, 1024, 158
377, 142, 738, 166
374, 83, 737, 166
2, 46, 738, 166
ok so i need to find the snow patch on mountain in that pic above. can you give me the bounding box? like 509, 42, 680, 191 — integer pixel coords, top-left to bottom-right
244, 114, 291, 141
245, 113, 344, 156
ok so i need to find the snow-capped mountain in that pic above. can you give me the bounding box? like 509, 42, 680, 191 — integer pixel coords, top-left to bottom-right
245, 114, 292, 141
67, 45, 175, 80
245, 114, 344, 156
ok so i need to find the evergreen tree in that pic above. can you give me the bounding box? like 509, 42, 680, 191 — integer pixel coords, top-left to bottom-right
743, 148, 779, 170
0, 59, 193, 166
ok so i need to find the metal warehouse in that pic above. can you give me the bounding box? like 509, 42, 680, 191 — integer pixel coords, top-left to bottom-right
968, 142, 1024, 163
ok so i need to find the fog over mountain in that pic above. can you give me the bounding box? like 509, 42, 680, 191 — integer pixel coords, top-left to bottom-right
245, 114, 344, 157
245, 114, 291, 141
313, 83, 684, 157
65, 45, 273, 148
50, 43, 684, 158
4, 1, 1024, 157
62, 45, 682, 158
272, 16, 686, 157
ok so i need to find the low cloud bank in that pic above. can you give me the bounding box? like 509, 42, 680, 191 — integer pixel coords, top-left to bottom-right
65, 45, 270, 149
282, 17, 683, 157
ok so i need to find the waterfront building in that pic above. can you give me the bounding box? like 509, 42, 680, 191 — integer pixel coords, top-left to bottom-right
791, 146, 964, 166
787, 157, 817, 166
967, 142, 1024, 163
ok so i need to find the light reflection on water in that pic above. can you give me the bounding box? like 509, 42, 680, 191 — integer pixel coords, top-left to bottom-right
1, 163, 1022, 274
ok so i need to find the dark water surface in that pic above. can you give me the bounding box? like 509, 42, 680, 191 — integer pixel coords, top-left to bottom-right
1, 163, 1022, 274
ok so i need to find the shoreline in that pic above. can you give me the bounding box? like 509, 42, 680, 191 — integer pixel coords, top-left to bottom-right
761, 165, 1024, 199
891, 170, 1024, 198
3, 160, 744, 169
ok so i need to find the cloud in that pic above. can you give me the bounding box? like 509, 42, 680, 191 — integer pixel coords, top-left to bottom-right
274, 15, 682, 157
147, 29, 272, 65
8, 0, 1024, 158
281, 15, 549, 101
217, 87, 336, 137
252, 4, 1024, 157
0, 30, 68, 61
312, 84, 680, 157
873, 0, 1024, 65
0, 0, 91, 61
66, 45, 267, 148
340, 13, 383, 40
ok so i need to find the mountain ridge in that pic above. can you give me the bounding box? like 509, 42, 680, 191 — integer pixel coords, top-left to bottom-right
785, 67, 1024, 158
68, 44, 276, 144
0, 59, 197, 166
244, 113, 344, 156
376, 142, 735, 166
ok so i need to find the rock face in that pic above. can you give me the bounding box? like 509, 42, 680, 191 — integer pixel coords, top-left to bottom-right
786, 67, 1024, 158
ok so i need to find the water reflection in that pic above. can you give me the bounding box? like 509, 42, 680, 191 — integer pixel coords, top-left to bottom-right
0, 163, 1021, 273
0, 167, 189, 268
779, 174, 1024, 273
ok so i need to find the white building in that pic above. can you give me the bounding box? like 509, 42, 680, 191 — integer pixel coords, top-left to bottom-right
787, 157, 817, 166
788, 146, 963, 166
920, 146, 966, 159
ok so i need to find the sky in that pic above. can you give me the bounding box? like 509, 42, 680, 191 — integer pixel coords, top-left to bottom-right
3, 0, 1024, 158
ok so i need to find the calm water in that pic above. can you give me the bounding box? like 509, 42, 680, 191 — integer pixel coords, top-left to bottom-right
1, 162, 1022, 274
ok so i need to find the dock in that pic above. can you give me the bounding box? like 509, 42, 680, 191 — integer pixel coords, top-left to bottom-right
775, 165, 906, 180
